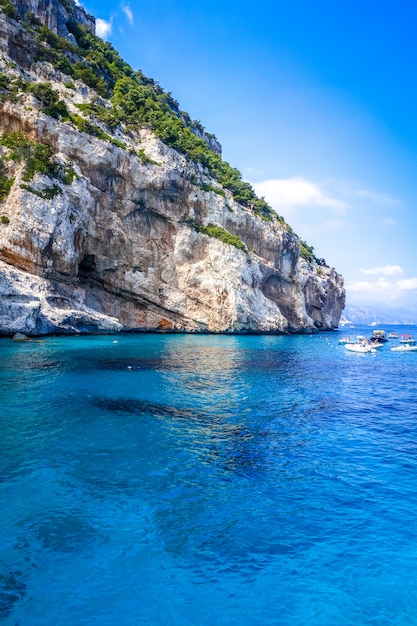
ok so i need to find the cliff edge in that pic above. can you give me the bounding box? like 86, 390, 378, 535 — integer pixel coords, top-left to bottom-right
0, 0, 345, 335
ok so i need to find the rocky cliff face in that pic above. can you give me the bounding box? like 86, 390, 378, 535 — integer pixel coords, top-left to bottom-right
0, 0, 345, 335
15, 0, 95, 40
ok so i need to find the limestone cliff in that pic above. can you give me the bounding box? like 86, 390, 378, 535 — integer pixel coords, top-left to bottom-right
0, 0, 345, 335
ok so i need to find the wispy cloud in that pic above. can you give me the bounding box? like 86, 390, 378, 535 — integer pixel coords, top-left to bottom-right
360, 265, 404, 277
397, 277, 417, 290
96, 18, 112, 39
348, 277, 392, 293
347, 271, 417, 305
121, 3, 134, 25
356, 189, 400, 206
253, 177, 348, 213
382, 217, 397, 226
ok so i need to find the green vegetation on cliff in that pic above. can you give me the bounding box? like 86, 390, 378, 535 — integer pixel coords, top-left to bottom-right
182, 216, 247, 252
0, 73, 29, 102
0, 1, 326, 265
0, 131, 75, 186
299, 240, 327, 266
28, 17, 278, 222
195, 223, 248, 252
20, 182, 62, 199
0, 0, 18, 19
0, 158, 14, 199
30, 82, 69, 119
0, 131, 57, 181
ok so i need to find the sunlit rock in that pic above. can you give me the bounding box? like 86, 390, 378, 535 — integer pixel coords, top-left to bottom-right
0, 0, 345, 335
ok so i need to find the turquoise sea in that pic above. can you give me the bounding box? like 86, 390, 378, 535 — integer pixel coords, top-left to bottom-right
1, 326, 417, 625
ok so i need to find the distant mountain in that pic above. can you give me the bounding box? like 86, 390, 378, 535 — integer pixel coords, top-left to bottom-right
342, 305, 417, 325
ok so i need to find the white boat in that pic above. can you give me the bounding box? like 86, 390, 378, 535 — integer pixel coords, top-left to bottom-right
399, 334, 416, 345
338, 336, 352, 344
388, 332, 399, 339
345, 342, 376, 353
392, 335, 417, 352
391, 344, 417, 352
370, 341, 384, 349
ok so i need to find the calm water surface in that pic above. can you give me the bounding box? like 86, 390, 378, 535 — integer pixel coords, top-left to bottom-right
1, 327, 417, 625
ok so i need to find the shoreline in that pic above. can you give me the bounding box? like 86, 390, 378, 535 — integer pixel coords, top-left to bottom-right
1, 327, 340, 340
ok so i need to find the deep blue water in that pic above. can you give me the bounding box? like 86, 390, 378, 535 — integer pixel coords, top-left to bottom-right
1, 326, 417, 625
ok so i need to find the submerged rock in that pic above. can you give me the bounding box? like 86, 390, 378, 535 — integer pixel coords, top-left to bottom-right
0, 571, 26, 619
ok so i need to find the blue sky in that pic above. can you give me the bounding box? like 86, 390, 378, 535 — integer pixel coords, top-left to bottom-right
78, 0, 417, 311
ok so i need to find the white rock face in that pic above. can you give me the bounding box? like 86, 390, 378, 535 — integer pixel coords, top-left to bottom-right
0, 260, 121, 334
0, 2, 345, 335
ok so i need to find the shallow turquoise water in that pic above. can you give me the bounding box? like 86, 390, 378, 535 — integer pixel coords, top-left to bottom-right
1, 327, 417, 625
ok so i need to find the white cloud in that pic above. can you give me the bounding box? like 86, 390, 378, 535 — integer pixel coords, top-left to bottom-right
121, 4, 134, 25
360, 265, 404, 277
347, 273, 417, 306
347, 277, 392, 293
96, 18, 112, 39
252, 177, 348, 213
382, 217, 397, 226
397, 278, 417, 290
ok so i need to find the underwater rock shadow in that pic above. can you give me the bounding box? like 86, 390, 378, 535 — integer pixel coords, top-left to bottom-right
92, 396, 272, 476
91, 396, 260, 448
0, 571, 26, 619
95, 356, 180, 372
92, 395, 210, 422
16, 512, 99, 557
93, 396, 281, 489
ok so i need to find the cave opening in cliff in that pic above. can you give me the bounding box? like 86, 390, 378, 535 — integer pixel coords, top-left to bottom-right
78, 254, 96, 276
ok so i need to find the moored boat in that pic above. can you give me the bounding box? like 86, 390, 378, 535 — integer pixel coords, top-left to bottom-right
345, 343, 377, 353
370, 340, 384, 348
388, 332, 399, 339
391, 344, 417, 352
399, 334, 416, 344
345, 337, 377, 353
371, 329, 388, 342
338, 336, 351, 344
